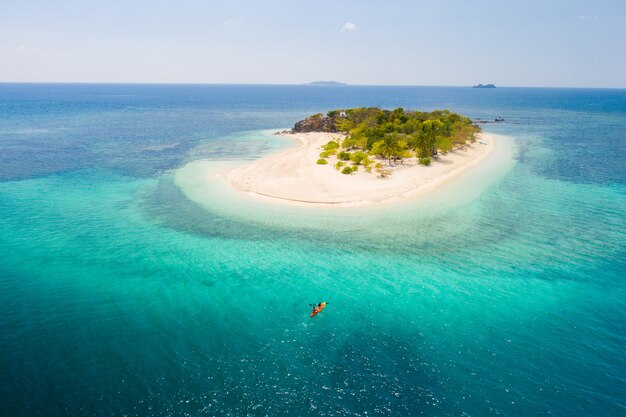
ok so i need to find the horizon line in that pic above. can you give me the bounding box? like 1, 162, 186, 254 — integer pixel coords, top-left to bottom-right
0, 81, 624, 90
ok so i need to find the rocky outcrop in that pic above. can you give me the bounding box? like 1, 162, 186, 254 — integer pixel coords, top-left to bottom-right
292, 114, 337, 133
474, 117, 505, 124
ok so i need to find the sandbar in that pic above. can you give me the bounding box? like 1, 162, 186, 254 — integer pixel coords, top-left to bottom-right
225, 131, 496, 207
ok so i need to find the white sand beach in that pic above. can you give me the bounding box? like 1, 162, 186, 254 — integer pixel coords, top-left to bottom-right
223, 131, 496, 207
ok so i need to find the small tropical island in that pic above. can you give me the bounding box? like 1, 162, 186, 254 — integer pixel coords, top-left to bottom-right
307, 81, 347, 86
227, 107, 495, 206
473, 83, 496, 88
292, 108, 481, 176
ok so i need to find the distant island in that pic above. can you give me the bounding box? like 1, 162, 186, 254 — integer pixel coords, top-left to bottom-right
307, 81, 347, 86
227, 107, 495, 206
473, 84, 496, 88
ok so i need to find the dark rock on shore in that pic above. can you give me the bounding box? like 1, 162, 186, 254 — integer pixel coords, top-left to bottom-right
292, 114, 338, 133
475, 117, 505, 124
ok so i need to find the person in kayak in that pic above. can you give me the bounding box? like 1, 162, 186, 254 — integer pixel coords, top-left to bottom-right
309, 302, 328, 316
310, 302, 323, 312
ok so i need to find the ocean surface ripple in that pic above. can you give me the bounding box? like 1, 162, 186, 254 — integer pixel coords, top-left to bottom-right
0, 84, 624, 416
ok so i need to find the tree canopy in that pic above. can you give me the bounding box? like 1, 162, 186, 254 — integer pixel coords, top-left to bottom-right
301, 107, 482, 176
316, 107, 480, 161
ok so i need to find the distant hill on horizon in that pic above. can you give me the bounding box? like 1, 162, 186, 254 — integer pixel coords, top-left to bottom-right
473, 83, 496, 88
307, 81, 347, 86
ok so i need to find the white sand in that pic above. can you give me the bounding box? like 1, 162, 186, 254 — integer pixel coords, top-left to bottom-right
225, 131, 496, 207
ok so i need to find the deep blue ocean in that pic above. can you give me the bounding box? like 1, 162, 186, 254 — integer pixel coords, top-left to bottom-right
0, 84, 624, 416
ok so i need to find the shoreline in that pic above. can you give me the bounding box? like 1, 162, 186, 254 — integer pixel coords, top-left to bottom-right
223, 131, 498, 207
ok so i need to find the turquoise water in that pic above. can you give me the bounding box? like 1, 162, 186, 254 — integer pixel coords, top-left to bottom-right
0, 84, 624, 416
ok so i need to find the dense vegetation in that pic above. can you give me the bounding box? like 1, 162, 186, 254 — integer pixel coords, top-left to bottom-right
303, 107, 481, 172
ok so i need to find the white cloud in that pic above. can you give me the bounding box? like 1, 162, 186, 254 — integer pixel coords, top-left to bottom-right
341, 22, 356, 32
223, 19, 237, 26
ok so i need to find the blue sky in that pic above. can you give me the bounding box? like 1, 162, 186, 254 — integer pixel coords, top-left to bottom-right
1, 0, 625, 87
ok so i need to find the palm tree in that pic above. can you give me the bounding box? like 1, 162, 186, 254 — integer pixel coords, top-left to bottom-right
372, 133, 405, 166
413, 119, 442, 158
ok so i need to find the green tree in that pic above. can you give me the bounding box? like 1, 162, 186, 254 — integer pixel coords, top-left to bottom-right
342, 135, 357, 150
371, 133, 406, 165
436, 135, 453, 153
335, 118, 353, 132
350, 151, 368, 165
346, 126, 368, 149
413, 119, 442, 158
389, 107, 408, 124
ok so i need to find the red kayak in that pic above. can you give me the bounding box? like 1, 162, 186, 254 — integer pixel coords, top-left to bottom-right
310, 302, 327, 317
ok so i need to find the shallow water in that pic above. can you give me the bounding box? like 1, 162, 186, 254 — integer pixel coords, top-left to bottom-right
0, 84, 624, 416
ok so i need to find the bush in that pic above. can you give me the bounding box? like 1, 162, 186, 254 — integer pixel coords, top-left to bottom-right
319, 150, 335, 158
322, 141, 340, 151
419, 157, 431, 166
350, 151, 367, 165
362, 155, 373, 169
342, 136, 357, 149
335, 161, 345, 171
375, 162, 391, 178
338, 151, 351, 161
339, 165, 358, 175
316, 158, 328, 165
